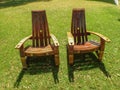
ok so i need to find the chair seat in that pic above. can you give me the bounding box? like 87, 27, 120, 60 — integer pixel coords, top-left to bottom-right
25, 45, 54, 56
74, 41, 100, 53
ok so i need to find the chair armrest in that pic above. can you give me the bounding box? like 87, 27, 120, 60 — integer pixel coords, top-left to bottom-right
50, 34, 59, 46
15, 35, 32, 49
67, 32, 74, 45
87, 31, 111, 42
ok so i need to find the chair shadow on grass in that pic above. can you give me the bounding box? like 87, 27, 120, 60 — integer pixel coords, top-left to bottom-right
86, 0, 115, 5
14, 56, 59, 88
0, 0, 52, 9
67, 53, 111, 82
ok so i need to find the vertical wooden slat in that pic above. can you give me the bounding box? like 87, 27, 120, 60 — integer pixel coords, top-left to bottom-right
40, 12, 44, 47
38, 12, 41, 47
45, 12, 51, 45
72, 10, 75, 44
75, 12, 78, 44
77, 11, 81, 44
32, 12, 35, 47
44, 13, 47, 46
36, 14, 39, 47
81, 11, 85, 44
83, 9, 88, 42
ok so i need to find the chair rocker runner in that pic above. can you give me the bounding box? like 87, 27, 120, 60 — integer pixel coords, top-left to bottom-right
67, 8, 110, 65
15, 10, 60, 69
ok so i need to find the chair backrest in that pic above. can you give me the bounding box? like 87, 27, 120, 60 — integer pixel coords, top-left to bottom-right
71, 8, 89, 45
32, 10, 51, 47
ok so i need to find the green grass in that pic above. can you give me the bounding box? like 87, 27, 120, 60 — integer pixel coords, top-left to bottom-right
0, 0, 120, 89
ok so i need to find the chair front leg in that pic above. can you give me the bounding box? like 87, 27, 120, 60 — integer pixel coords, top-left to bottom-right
19, 45, 27, 69
54, 46, 60, 66
98, 38, 105, 61
67, 45, 74, 65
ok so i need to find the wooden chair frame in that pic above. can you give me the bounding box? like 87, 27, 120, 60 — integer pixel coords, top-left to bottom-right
67, 8, 110, 65
15, 10, 59, 69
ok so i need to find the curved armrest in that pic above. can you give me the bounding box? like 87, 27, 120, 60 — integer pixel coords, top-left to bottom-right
87, 31, 111, 42
67, 32, 74, 45
50, 34, 59, 46
15, 35, 32, 49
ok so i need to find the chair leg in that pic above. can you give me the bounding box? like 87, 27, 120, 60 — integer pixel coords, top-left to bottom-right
98, 38, 105, 61
54, 54, 59, 66
20, 57, 27, 69
19, 45, 27, 69
98, 51, 104, 61
67, 45, 74, 65
68, 54, 74, 65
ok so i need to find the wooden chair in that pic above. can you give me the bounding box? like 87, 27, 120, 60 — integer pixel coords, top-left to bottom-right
15, 10, 59, 69
67, 8, 110, 65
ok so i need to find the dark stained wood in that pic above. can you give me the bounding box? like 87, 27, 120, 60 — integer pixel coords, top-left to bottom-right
24, 45, 54, 56
32, 10, 51, 47
67, 8, 110, 65
15, 10, 59, 69
71, 8, 88, 45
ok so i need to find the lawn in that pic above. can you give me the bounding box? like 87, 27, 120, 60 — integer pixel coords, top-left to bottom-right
0, 0, 120, 90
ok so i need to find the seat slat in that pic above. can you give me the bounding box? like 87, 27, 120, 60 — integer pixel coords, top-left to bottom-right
74, 41, 99, 53
25, 45, 54, 56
